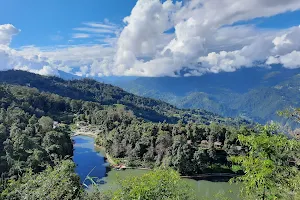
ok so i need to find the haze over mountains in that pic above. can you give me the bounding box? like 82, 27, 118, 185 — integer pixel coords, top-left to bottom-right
117, 65, 300, 127
54, 65, 300, 128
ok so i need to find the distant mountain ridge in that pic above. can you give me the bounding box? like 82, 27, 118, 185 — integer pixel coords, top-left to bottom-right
5, 67, 296, 127
115, 65, 300, 128
57, 70, 136, 84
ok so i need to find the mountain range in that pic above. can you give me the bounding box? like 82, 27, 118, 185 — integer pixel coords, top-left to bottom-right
4, 65, 297, 128
113, 65, 300, 128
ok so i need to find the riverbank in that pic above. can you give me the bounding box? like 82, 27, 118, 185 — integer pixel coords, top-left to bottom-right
72, 131, 116, 166
73, 134, 238, 180
96, 146, 234, 177
95, 145, 117, 166
73, 135, 240, 199
73, 131, 97, 138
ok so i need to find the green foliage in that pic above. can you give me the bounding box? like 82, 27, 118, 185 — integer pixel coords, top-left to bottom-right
96, 118, 248, 175
278, 107, 300, 123
111, 168, 196, 200
230, 124, 300, 199
3, 70, 287, 200
84, 186, 112, 200
38, 116, 54, 133
0, 70, 252, 126
0, 77, 246, 198
1, 160, 82, 200
0, 84, 76, 193
42, 130, 73, 159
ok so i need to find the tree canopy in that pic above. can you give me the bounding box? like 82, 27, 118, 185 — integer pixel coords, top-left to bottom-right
230, 124, 300, 199
1, 160, 82, 200
111, 168, 195, 200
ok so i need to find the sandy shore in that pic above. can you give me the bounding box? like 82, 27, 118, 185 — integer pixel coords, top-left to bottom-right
72, 131, 97, 138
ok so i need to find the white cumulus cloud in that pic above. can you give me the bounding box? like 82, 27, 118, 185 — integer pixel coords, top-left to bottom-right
1, 0, 300, 77
114, 0, 300, 76
0, 24, 20, 45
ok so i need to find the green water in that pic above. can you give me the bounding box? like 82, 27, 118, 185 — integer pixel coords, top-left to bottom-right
100, 169, 240, 199
73, 135, 240, 199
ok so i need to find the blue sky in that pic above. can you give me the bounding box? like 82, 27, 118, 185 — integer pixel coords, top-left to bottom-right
0, 0, 137, 47
2, 0, 300, 48
234, 10, 300, 29
1, 0, 300, 77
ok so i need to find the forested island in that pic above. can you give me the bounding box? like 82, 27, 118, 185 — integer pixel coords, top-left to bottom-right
0, 70, 299, 199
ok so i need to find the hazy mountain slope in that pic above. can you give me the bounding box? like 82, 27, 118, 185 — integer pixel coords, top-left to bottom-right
121, 65, 298, 94
118, 66, 300, 126
234, 74, 300, 123
176, 92, 238, 116
57, 70, 82, 80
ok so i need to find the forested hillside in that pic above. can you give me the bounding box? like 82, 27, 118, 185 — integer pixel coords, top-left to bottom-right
118, 66, 300, 127
0, 84, 80, 195
95, 113, 253, 175
0, 70, 250, 126
0, 83, 249, 198
0, 71, 253, 181
0, 70, 174, 123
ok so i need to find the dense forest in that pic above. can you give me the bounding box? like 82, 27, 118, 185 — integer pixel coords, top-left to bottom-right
0, 70, 299, 199
0, 83, 248, 178
0, 84, 82, 193
0, 70, 251, 126
93, 111, 251, 175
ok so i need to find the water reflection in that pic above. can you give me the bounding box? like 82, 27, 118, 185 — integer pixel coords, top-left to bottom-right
73, 136, 107, 185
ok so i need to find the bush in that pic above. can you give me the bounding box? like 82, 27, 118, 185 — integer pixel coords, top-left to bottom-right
111, 168, 196, 200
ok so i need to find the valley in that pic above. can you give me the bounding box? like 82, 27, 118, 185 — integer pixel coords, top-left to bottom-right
117, 66, 300, 128
0, 70, 299, 199
1, 1, 300, 199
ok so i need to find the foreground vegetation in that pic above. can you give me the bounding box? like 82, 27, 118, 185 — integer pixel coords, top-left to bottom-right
1, 160, 81, 200
2, 124, 298, 199
231, 125, 300, 199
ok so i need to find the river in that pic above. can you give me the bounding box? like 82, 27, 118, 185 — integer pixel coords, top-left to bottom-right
73, 135, 241, 199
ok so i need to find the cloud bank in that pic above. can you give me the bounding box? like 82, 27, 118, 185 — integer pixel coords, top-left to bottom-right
1, 0, 300, 77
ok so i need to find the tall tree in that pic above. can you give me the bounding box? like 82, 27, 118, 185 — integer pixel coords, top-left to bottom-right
38, 116, 54, 133
230, 124, 300, 199
1, 160, 82, 200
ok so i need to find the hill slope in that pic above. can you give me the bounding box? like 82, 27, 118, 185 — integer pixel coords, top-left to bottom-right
117, 66, 300, 127
0, 70, 249, 126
